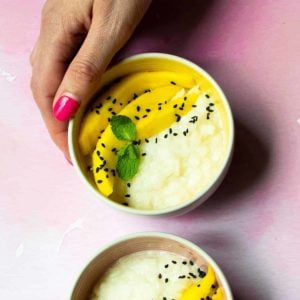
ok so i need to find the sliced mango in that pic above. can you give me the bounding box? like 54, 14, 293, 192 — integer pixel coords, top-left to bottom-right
180, 266, 220, 300
79, 71, 198, 155
212, 287, 225, 300
136, 89, 201, 139
92, 85, 182, 196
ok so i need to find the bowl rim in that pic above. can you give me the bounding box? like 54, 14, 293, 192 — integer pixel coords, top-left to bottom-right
68, 52, 235, 216
70, 231, 234, 300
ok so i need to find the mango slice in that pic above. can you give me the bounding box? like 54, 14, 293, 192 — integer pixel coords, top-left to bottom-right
212, 287, 225, 300
79, 71, 198, 155
180, 266, 221, 300
92, 85, 182, 196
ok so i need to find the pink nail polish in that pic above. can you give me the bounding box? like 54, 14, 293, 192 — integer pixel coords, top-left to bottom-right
53, 94, 80, 121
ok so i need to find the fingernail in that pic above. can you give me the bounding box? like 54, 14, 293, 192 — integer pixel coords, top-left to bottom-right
53, 94, 80, 121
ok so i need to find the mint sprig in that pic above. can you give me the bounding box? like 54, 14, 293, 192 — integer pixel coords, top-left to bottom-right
111, 115, 137, 141
116, 144, 140, 181
111, 115, 140, 180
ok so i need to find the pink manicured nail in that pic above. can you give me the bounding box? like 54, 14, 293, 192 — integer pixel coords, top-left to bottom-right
53, 94, 80, 121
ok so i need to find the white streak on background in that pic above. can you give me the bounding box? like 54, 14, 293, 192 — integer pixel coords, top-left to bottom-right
0, 67, 16, 82
56, 218, 84, 254
15, 243, 24, 258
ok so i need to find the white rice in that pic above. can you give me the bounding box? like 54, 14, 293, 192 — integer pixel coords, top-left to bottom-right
112, 94, 227, 210
90, 250, 204, 300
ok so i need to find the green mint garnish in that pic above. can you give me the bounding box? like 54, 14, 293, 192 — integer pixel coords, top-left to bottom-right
116, 144, 140, 181
110, 115, 140, 180
111, 115, 137, 141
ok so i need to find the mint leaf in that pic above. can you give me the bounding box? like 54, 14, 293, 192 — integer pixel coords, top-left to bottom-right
116, 144, 140, 180
111, 115, 136, 141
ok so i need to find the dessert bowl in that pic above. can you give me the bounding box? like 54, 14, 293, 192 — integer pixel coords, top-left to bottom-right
71, 232, 233, 300
68, 53, 234, 216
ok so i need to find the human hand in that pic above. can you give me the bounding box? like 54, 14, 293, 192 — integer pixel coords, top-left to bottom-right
30, 0, 151, 160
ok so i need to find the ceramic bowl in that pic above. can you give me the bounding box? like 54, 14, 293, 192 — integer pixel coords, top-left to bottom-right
71, 232, 233, 300
68, 53, 234, 217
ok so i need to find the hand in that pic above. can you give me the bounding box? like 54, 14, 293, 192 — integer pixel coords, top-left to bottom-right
30, 0, 151, 160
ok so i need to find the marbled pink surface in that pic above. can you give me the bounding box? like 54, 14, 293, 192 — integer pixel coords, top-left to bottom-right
1, 1, 300, 299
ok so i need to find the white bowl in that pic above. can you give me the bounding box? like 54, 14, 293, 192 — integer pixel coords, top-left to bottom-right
71, 232, 233, 300
68, 53, 234, 217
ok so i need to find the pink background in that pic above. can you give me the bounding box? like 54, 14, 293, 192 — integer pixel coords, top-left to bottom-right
1, 1, 300, 299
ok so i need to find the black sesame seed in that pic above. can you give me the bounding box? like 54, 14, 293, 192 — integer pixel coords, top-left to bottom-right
135, 116, 140, 120
198, 270, 206, 278
122, 202, 129, 206
155, 138, 158, 143
97, 180, 103, 184
164, 134, 168, 139
182, 261, 187, 265
133, 93, 138, 99
164, 100, 167, 104
101, 143, 106, 148
127, 183, 131, 188
125, 194, 131, 198
192, 104, 197, 108
106, 96, 111, 100
95, 110, 100, 114
173, 133, 178, 136
96, 150, 100, 156
184, 96, 187, 101
104, 168, 109, 172
100, 156, 104, 161
119, 102, 123, 106
112, 98, 117, 104
169, 128, 173, 134
171, 260, 177, 264
136, 105, 141, 112
163, 297, 167, 300
197, 284, 201, 287
146, 108, 151, 113
178, 275, 186, 279
164, 264, 169, 268
142, 153, 147, 156
145, 138, 149, 143
206, 113, 210, 120
144, 89, 151, 93
158, 273, 162, 279
205, 94, 210, 98
111, 148, 116, 152
106, 174, 109, 178
111, 111, 116, 115
189, 260, 194, 266
211, 284, 216, 289
206, 297, 211, 300
170, 81, 176, 85
175, 114, 181, 122
158, 107, 162, 110
142, 114, 148, 118
100, 129, 105, 133
165, 278, 169, 283
173, 104, 178, 108
108, 117, 111, 122
108, 107, 113, 112
189, 272, 197, 278
209, 102, 214, 106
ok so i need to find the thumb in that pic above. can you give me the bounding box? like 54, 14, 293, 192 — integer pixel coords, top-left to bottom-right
52, 4, 141, 122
